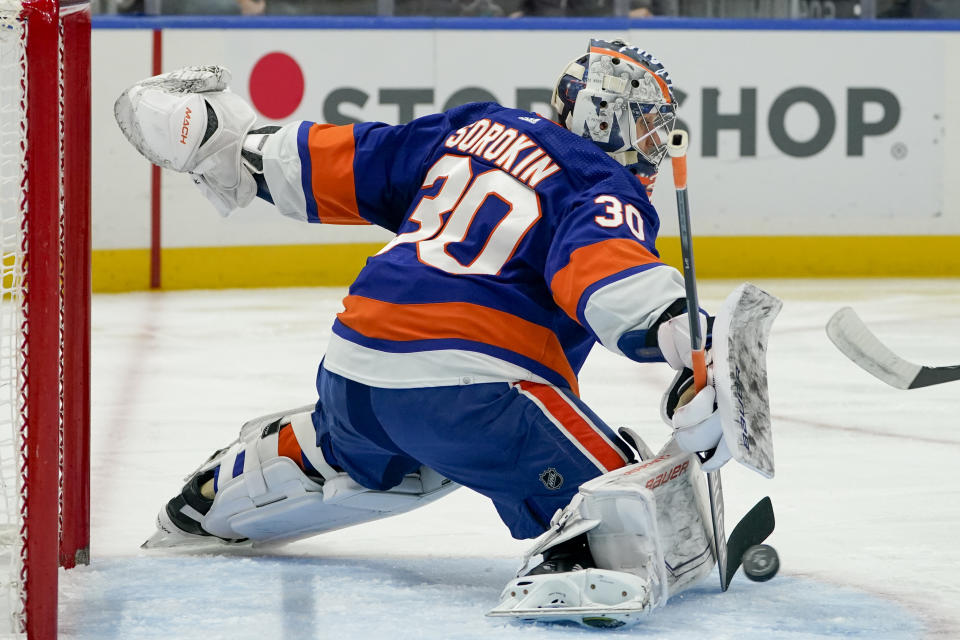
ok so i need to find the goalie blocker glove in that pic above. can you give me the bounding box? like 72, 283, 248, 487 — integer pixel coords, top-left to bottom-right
114, 65, 272, 216
656, 308, 730, 472
661, 367, 731, 472
656, 309, 711, 372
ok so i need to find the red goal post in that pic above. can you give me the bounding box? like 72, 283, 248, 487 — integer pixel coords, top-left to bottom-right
0, 1, 91, 638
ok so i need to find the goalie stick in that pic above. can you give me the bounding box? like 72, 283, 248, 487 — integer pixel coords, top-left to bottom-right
826, 307, 960, 389
666, 130, 731, 591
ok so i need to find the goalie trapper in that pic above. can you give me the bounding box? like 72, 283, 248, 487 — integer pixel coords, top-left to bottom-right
114, 65, 260, 216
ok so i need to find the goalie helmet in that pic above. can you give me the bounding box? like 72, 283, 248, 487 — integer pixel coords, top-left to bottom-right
552, 39, 678, 177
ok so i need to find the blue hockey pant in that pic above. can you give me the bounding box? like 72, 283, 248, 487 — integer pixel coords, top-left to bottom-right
311, 366, 634, 539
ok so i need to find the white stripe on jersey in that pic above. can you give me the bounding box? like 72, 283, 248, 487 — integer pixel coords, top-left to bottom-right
261, 121, 310, 222
583, 264, 686, 356
322, 332, 554, 389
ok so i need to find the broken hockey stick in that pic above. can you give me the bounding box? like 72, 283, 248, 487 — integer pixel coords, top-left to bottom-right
826, 307, 960, 389
667, 130, 730, 590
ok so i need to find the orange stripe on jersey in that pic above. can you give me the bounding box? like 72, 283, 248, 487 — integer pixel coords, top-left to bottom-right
277, 424, 306, 471
550, 238, 662, 322
338, 295, 579, 395
517, 381, 628, 472
307, 123, 369, 225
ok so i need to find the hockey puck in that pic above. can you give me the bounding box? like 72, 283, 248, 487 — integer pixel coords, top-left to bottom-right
742, 544, 779, 582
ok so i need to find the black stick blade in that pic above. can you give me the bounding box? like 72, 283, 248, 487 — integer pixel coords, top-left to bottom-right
909, 365, 960, 389
723, 497, 776, 590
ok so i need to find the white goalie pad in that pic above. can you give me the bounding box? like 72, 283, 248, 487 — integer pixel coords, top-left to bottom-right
712, 283, 783, 478
152, 405, 459, 547
489, 452, 714, 627
237, 403, 316, 443
582, 452, 715, 598
208, 458, 457, 544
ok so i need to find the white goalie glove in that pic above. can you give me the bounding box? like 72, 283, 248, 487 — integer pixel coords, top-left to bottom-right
657, 313, 732, 472
114, 65, 258, 216
656, 311, 709, 371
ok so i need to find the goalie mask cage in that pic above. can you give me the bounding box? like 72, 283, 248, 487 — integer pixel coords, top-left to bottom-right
0, 1, 91, 639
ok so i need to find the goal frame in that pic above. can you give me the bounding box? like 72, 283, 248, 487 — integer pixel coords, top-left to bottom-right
12, 1, 91, 638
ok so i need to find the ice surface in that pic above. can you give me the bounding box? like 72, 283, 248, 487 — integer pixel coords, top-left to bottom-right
61, 279, 960, 638
58, 557, 921, 640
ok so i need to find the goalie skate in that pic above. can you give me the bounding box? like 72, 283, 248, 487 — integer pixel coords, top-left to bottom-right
142, 503, 248, 550
487, 568, 653, 629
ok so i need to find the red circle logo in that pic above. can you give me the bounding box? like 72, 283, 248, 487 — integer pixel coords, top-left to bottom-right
248, 52, 305, 120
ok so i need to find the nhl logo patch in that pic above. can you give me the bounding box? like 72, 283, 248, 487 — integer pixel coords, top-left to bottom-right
539, 467, 564, 490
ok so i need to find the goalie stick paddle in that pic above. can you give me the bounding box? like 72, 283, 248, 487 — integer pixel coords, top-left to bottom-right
723, 497, 776, 589
826, 307, 960, 389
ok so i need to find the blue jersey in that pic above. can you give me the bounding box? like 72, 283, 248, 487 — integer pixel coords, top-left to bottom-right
260, 102, 687, 395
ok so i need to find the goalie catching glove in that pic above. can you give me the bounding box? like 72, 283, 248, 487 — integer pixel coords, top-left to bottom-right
114, 65, 268, 216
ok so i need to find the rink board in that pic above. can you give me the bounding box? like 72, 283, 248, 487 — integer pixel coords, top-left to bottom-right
91, 235, 960, 292
90, 17, 960, 289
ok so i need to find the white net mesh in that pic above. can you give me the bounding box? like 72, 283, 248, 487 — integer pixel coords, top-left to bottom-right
0, 2, 26, 635
58, 11, 66, 585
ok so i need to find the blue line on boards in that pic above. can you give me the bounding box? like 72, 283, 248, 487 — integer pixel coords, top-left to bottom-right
91, 15, 960, 32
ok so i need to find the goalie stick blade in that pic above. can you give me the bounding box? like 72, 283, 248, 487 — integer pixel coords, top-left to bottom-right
722, 496, 775, 590
826, 307, 960, 390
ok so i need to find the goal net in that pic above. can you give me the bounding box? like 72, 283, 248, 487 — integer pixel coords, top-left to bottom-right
0, 1, 90, 638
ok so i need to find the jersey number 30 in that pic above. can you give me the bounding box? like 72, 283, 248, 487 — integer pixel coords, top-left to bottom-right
377, 154, 541, 276
378, 154, 646, 275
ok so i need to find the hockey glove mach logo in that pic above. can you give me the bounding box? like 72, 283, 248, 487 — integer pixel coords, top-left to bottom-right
114, 65, 259, 216
180, 106, 193, 145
